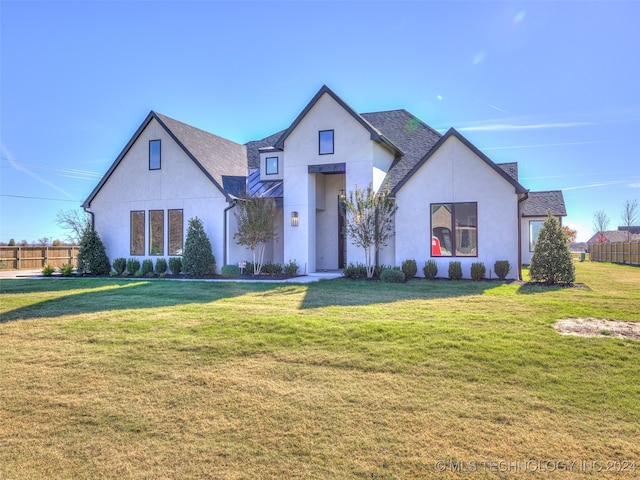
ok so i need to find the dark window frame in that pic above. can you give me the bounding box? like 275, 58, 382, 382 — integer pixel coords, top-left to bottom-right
130, 210, 145, 256
319, 130, 334, 155
265, 156, 278, 175
149, 209, 164, 256
430, 202, 478, 258
168, 209, 184, 256
149, 139, 161, 170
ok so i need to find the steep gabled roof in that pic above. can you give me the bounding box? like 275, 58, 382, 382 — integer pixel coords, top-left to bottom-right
83, 111, 247, 207
245, 129, 285, 170
522, 190, 567, 217
391, 128, 528, 196
273, 85, 403, 155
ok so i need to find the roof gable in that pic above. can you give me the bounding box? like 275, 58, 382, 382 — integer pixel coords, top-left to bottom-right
391, 128, 528, 196
273, 85, 402, 155
83, 111, 247, 207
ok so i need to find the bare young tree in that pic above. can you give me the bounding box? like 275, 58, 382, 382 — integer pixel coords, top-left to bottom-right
592, 209, 610, 243
621, 199, 638, 241
56, 209, 91, 244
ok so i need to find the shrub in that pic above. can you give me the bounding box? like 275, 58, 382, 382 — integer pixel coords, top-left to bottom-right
470, 262, 486, 281
155, 258, 167, 275
42, 265, 55, 276
168, 257, 182, 275
221, 264, 241, 278
60, 263, 74, 277
112, 257, 127, 275
494, 260, 511, 280
373, 264, 393, 279
182, 217, 216, 276
448, 261, 462, 281
423, 260, 438, 279
529, 211, 575, 285
284, 259, 299, 276
127, 258, 141, 275
401, 259, 417, 279
134, 270, 144, 277
343, 262, 367, 279
141, 259, 154, 276
76, 227, 110, 275
263, 262, 283, 275
380, 268, 405, 283
243, 261, 255, 275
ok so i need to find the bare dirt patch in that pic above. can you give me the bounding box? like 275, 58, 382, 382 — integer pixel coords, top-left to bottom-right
554, 318, 640, 341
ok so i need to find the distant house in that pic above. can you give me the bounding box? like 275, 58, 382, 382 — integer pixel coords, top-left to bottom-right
587, 227, 640, 245
83, 85, 566, 279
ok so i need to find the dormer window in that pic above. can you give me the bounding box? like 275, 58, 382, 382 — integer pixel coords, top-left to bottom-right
149, 139, 161, 170
319, 130, 334, 155
266, 156, 278, 175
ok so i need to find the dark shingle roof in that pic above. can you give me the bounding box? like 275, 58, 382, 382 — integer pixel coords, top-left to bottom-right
587, 230, 640, 244
244, 130, 285, 170
497, 162, 519, 181
522, 190, 567, 217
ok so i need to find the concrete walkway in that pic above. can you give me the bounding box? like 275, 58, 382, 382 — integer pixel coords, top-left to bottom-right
0, 269, 343, 283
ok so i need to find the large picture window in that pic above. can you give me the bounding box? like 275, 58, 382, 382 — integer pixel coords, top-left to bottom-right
130, 211, 145, 256
168, 209, 183, 255
149, 139, 161, 170
149, 210, 164, 255
319, 130, 334, 155
431, 202, 477, 257
529, 220, 543, 252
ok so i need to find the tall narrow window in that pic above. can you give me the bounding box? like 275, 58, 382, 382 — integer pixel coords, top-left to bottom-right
431, 202, 477, 257
529, 220, 544, 251
319, 130, 334, 155
130, 211, 145, 256
266, 156, 278, 175
168, 209, 184, 255
149, 210, 164, 255
149, 139, 161, 170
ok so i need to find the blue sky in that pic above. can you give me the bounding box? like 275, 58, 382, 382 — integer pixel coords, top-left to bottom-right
1, 0, 639, 243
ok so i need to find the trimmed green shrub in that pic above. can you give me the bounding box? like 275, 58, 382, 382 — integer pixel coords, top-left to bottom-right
112, 257, 127, 275
529, 211, 575, 285
141, 259, 154, 276
284, 259, 299, 276
448, 261, 463, 281
134, 270, 144, 277
470, 262, 486, 281
182, 217, 216, 276
155, 258, 167, 275
380, 268, 405, 283
60, 263, 74, 277
401, 259, 417, 279
373, 264, 393, 279
221, 264, 241, 278
76, 227, 110, 275
243, 261, 255, 275
168, 257, 182, 275
343, 262, 368, 279
423, 260, 438, 279
494, 260, 511, 280
263, 262, 283, 275
127, 258, 140, 275
42, 265, 55, 276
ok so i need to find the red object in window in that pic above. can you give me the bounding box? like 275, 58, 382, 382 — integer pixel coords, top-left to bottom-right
431, 236, 442, 256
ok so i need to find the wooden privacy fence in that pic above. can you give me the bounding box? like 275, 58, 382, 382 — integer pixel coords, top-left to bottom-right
590, 240, 640, 266
0, 246, 78, 270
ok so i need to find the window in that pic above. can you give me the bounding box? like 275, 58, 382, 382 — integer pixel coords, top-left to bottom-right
431, 202, 477, 257
130, 211, 145, 256
168, 209, 183, 255
529, 220, 543, 252
149, 139, 161, 170
319, 130, 334, 155
266, 156, 278, 175
149, 210, 164, 255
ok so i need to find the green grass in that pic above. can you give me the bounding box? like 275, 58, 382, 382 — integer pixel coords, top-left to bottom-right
1, 261, 639, 479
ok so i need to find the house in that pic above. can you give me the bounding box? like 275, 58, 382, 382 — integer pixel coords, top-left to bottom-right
83, 85, 566, 279
587, 227, 640, 245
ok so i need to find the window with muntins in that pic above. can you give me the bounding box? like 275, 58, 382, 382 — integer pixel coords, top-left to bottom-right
168, 209, 184, 255
431, 202, 477, 257
266, 156, 278, 175
130, 211, 145, 256
149, 210, 164, 255
149, 139, 161, 170
319, 130, 334, 155
529, 220, 543, 252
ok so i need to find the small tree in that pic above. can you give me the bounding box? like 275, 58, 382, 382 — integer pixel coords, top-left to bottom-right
182, 217, 216, 276
76, 226, 110, 275
562, 225, 577, 244
621, 199, 638, 241
56, 209, 91, 244
343, 183, 398, 279
234, 196, 277, 275
529, 211, 575, 285
592, 209, 610, 243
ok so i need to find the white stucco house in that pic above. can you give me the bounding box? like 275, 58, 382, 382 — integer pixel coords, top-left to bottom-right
83, 85, 566, 279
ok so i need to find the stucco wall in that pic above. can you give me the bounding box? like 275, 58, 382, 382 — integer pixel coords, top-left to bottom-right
394, 135, 520, 279
88, 118, 228, 271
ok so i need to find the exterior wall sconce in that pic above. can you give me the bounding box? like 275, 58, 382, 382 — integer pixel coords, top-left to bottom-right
291, 211, 299, 227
